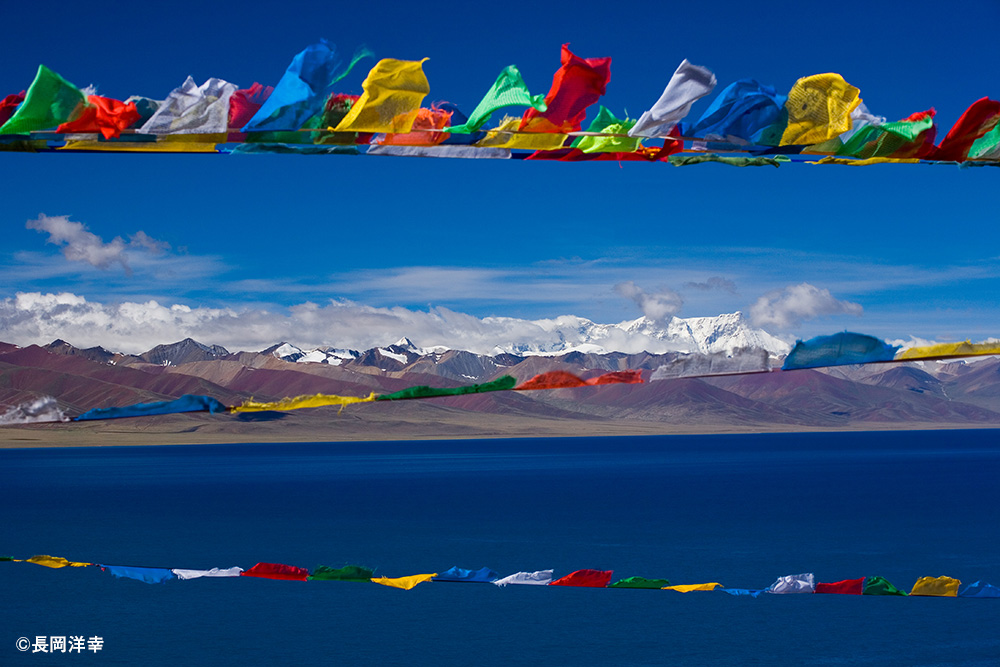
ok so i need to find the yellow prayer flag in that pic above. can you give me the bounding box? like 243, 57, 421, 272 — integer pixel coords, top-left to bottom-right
781, 73, 861, 146
897, 340, 1000, 361
371, 573, 437, 590
475, 116, 567, 150
909, 576, 961, 597
662, 582, 723, 592
22, 555, 92, 568
231, 392, 377, 414
333, 59, 430, 134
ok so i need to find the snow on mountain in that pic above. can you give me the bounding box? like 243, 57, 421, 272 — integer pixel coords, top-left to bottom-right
495, 312, 790, 357
265, 312, 789, 363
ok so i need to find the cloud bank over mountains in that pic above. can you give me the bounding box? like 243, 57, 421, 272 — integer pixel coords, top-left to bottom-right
1, 291, 796, 357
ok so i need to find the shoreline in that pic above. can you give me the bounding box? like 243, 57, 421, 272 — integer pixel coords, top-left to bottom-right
2, 415, 996, 448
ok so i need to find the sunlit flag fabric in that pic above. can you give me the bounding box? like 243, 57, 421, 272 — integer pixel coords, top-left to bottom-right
309, 565, 376, 581
910, 575, 961, 597
629, 59, 716, 139
242, 562, 310, 581
371, 573, 437, 590
896, 339, 1000, 361
514, 370, 643, 391
970, 122, 1000, 160
447, 65, 547, 134
232, 392, 376, 414
433, 566, 499, 583
0, 65, 85, 135
862, 575, 907, 596
475, 116, 567, 150
171, 567, 243, 579
782, 332, 900, 370
56, 95, 141, 139
780, 73, 861, 146
333, 58, 430, 134
959, 581, 1000, 598
662, 582, 723, 592
609, 576, 671, 589
100, 565, 175, 584
139, 76, 237, 135
228, 83, 272, 131
767, 573, 816, 594
493, 570, 554, 586
242, 41, 371, 133
836, 110, 936, 160
18, 555, 91, 568
571, 106, 640, 154
650, 348, 772, 380
74, 395, 227, 421
814, 577, 865, 595
519, 44, 611, 134
930, 97, 1000, 162
549, 569, 613, 587
687, 79, 786, 145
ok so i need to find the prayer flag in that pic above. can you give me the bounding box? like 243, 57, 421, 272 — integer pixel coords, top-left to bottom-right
958, 581, 1000, 598
371, 573, 437, 590
549, 569, 613, 587
433, 566, 499, 583
100, 565, 175, 584
814, 577, 865, 595
74, 395, 227, 421
448, 65, 547, 133
689, 79, 786, 145
910, 576, 961, 597
309, 565, 376, 581
493, 570, 554, 586
0, 65, 86, 135
931, 97, 1000, 162
171, 567, 243, 579
242, 562, 310, 581
232, 392, 376, 414
862, 575, 907, 596
767, 573, 815, 594
56, 95, 141, 139
629, 59, 716, 139
519, 44, 611, 134
782, 333, 899, 370
140, 76, 237, 135
21, 555, 91, 568
333, 59, 430, 134
609, 576, 671, 589
662, 582, 723, 592
780, 73, 861, 146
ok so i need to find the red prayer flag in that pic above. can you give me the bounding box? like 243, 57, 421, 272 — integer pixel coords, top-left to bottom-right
0, 91, 25, 126
931, 97, 1000, 161
228, 82, 273, 130
550, 569, 614, 587
585, 370, 644, 386
814, 577, 865, 595
241, 562, 310, 581
56, 95, 140, 139
514, 371, 588, 391
520, 44, 611, 134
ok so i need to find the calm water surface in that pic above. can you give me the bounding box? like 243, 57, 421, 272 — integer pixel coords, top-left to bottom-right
1, 430, 998, 665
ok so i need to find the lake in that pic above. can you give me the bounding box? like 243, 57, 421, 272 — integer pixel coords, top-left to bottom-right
2, 430, 998, 665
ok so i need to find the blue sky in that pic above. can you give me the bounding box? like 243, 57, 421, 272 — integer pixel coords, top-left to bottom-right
1, 0, 998, 354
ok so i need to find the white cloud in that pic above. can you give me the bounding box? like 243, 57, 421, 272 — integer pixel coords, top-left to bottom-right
749, 283, 863, 330
684, 276, 738, 293
0, 291, 732, 356
614, 281, 683, 323
25, 214, 171, 274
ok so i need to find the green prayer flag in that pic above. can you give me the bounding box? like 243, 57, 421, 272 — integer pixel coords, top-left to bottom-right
376, 375, 517, 401
862, 575, 908, 596
837, 115, 934, 159
0, 556, 14, 562
448, 66, 546, 133
0, 65, 86, 135
571, 106, 640, 153
609, 576, 671, 589
308, 564, 375, 581
970, 123, 1000, 160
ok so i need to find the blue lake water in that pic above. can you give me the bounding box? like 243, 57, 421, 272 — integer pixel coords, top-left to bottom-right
1, 430, 998, 665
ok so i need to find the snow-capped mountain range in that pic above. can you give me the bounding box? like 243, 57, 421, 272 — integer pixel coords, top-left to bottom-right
267, 312, 789, 364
